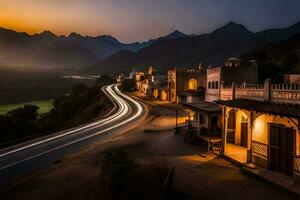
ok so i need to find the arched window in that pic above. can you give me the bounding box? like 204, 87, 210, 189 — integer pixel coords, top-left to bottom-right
216, 81, 219, 89
188, 79, 198, 90
208, 82, 211, 89
212, 81, 215, 89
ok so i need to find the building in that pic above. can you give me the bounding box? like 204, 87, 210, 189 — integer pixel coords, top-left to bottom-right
183, 101, 222, 136
134, 71, 145, 82
152, 74, 167, 100
217, 79, 300, 180
167, 69, 176, 102
135, 66, 155, 95
181, 58, 258, 139
167, 65, 207, 103
135, 66, 168, 99
206, 58, 258, 102
177, 88, 205, 104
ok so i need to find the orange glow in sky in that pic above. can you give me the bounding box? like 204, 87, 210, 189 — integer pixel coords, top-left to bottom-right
0, 0, 299, 42
0, 0, 129, 40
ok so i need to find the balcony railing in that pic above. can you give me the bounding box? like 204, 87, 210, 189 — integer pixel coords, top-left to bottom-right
252, 141, 268, 158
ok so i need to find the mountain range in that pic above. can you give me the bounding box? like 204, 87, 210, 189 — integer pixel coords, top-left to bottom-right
87, 21, 300, 74
1, 21, 300, 73
0, 28, 188, 69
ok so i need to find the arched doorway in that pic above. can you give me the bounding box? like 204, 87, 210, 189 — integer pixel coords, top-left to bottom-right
188, 79, 198, 90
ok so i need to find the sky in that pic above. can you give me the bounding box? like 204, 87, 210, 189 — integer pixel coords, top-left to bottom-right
0, 0, 300, 43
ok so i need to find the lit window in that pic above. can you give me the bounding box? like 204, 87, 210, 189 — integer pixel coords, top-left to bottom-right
188, 79, 198, 90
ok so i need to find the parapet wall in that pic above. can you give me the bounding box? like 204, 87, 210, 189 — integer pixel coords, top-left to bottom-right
271, 83, 300, 104
219, 80, 300, 105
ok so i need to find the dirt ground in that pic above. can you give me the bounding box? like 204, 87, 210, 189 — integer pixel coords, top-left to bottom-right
0, 96, 297, 200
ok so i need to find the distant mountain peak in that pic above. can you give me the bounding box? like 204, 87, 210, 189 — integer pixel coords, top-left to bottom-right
223, 21, 250, 31
172, 30, 183, 34
212, 21, 253, 37
95, 35, 120, 44
162, 30, 188, 40
68, 32, 83, 39
38, 31, 57, 38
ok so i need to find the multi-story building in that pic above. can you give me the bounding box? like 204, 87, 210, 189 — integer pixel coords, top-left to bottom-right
206, 58, 258, 102
205, 58, 258, 101
167, 65, 207, 103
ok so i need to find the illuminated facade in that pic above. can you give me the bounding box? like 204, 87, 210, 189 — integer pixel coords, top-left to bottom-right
218, 79, 300, 180
135, 66, 155, 95
167, 69, 176, 102
135, 66, 167, 99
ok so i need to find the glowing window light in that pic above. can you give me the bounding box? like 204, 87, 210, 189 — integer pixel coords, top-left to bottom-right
253, 116, 266, 143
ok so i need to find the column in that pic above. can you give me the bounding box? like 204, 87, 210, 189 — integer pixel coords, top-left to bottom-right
221, 106, 227, 154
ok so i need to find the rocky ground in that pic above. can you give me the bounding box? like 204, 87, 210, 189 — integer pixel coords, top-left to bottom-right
0, 94, 297, 200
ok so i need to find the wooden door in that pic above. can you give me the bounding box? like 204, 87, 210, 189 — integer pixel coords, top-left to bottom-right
241, 123, 248, 148
269, 124, 294, 177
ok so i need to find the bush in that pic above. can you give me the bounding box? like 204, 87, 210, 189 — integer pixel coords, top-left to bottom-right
0, 105, 39, 143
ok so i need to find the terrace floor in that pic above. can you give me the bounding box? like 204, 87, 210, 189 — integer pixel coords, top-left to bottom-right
225, 143, 248, 164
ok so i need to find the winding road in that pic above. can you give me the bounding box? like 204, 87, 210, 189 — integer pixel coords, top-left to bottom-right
0, 84, 145, 182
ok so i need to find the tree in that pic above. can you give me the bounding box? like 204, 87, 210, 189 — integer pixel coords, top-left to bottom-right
120, 79, 136, 92
7, 104, 39, 121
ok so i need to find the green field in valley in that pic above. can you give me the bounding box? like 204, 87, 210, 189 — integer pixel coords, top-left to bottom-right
0, 99, 54, 115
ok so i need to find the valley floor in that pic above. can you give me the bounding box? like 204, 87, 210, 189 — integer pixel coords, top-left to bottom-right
0, 94, 297, 200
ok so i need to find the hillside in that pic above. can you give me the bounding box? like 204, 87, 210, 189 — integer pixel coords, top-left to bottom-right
0, 28, 189, 69
0, 68, 96, 105
241, 34, 300, 82
87, 21, 300, 74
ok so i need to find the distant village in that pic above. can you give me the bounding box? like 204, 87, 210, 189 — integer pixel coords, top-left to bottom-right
117, 57, 300, 183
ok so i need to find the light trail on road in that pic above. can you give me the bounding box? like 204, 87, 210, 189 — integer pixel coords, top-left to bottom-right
0, 84, 144, 178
